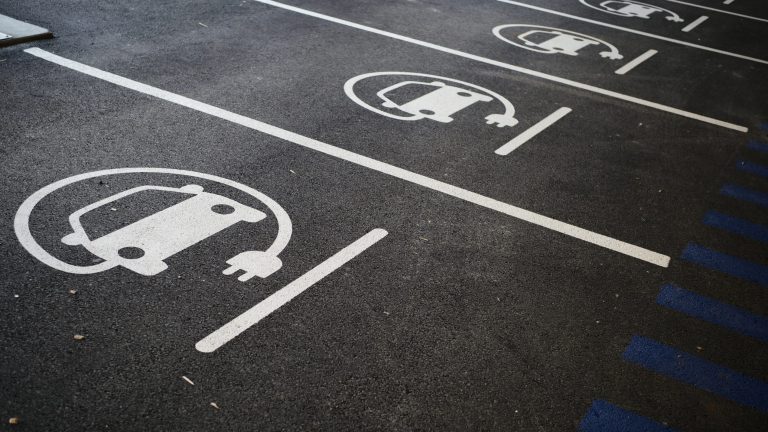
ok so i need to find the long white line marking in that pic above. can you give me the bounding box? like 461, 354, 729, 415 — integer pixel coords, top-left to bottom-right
196, 229, 388, 352
664, 0, 766, 23
24, 47, 671, 267
249, 0, 745, 133
495, 0, 768, 67
495, 107, 572, 155
682, 16, 709, 32
615, 49, 659, 75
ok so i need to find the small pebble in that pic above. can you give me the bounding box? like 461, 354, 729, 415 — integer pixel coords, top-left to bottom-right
73, 334, 85, 341
9, 417, 19, 425
210, 402, 220, 409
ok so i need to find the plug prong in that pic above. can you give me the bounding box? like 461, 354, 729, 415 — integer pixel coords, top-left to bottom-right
222, 265, 239, 276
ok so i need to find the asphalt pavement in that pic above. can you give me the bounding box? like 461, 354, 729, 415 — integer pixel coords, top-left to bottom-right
1, 0, 768, 430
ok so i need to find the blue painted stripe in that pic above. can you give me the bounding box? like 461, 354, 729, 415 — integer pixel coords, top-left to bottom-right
747, 139, 768, 154
681, 243, 768, 287
703, 210, 768, 244
721, 184, 768, 208
737, 160, 768, 179
657, 284, 768, 343
579, 400, 677, 432
624, 336, 768, 413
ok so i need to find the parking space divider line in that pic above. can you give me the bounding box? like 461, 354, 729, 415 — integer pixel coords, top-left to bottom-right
495, 0, 768, 67
196, 228, 388, 352
23, 47, 671, 267
495, 107, 571, 155
615, 50, 658, 75
250, 0, 747, 133
663, 0, 768, 23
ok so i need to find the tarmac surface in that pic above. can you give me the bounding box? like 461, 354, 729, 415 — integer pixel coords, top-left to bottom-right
1, 0, 767, 430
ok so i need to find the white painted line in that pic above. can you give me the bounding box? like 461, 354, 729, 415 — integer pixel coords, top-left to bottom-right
249, 0, 745, 133
615, 49, 658, 75
495, 107, 572, 155
682, 16, 709, 32
196, 229, 388, 352
664, 0, 766, 23
495, 0, 768, 67
24, 47, 672, 267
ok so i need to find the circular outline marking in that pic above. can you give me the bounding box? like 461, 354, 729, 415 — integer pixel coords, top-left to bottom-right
343, 71, 516, 122
492, 24, 623, 60
14, 168, 292, 275
578, 0, 683, 21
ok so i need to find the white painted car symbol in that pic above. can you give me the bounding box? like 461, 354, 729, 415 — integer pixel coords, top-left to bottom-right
598, 0, 684, 21
519, 30, 600, 56
377, 80, 495, 123
61, 184, 266, 276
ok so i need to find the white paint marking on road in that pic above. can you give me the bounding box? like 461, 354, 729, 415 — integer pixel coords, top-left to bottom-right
24, 48, 671, 267
495, 0, 768, 67
615, 49, 658, 75
664, 0, 766, 23
196, 229, 388, 352
682, 16, 709, 32
14, 166, 292, 275
248, 0, 746, 132
495, 107, 572, 155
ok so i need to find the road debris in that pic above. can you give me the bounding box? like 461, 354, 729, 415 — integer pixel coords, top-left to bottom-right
210, 402, 220, 410
73, 334, 85, 341
182, 376, 195, 386
8, 417, 19, 425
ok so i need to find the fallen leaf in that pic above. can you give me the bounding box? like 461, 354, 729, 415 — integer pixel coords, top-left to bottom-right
210, 402, 220, 410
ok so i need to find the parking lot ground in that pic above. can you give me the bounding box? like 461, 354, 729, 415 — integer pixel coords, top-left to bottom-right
1, 0, 768, 431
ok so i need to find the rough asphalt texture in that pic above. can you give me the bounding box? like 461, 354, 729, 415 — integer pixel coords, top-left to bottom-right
1, 0, 767, 430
